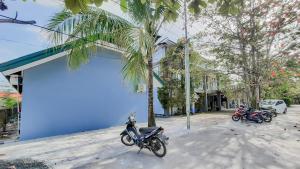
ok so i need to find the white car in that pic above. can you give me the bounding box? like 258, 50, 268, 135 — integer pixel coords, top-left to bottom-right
260, 99, 287, 114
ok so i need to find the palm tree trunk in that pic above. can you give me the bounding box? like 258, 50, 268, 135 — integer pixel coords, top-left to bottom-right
147, 54, 156, 127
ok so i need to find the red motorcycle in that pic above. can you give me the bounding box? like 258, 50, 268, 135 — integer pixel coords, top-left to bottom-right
232, 107, 244, 121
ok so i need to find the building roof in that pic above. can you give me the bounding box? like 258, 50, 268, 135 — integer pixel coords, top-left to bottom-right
0, 44, 69, 73
0, 43, 164, 85
0, 92, 21, 99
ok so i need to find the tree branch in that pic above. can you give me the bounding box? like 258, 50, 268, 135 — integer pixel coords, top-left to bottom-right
0, 18, 36, 24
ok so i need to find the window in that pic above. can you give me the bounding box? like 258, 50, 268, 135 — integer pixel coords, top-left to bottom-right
276, 101, 283, 105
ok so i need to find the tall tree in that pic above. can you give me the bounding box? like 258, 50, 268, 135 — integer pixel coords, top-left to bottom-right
158, 39, 214, 114
62, 0, 241, 16
193, 0, 299, 108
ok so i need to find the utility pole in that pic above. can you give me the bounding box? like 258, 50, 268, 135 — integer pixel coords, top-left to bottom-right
184, 0, 190, 129
204, 74, 208, 112
204, 64, 208, 112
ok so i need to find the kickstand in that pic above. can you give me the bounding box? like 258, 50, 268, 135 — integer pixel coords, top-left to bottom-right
137, 147, 143, 154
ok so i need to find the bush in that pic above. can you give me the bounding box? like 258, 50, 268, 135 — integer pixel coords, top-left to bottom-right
157, 87, 169, 110
283, 97, 292, 107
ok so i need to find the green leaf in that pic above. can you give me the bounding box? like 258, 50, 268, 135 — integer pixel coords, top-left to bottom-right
120, 0, 127, 12
47, 7, 132, 69
154, 1, 162, 9
229, 6, 239, 15
199, 0, 207, 8
93, 0, 104, 6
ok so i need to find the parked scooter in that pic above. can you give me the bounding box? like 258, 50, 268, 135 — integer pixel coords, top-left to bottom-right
120, 113, 169, 157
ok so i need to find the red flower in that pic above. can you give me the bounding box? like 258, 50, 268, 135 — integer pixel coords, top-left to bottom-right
271, 71, 276, 77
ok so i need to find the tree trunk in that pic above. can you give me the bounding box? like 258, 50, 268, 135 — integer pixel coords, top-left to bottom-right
3, 110, 7, 132
147, 54, 156, 127
249, 5, 259, 109
250, 83, 260, 109
250, 85, 256, 108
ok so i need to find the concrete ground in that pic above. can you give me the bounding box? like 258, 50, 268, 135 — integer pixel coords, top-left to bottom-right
0, 106, 299, 169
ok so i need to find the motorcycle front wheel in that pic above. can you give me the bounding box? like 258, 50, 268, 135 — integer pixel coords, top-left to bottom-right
121, 134, 135, 146
151, 137, 167, 157
232, 115, 240, 121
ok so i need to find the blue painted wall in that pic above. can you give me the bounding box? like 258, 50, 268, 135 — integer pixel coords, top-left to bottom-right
21, 48, 163, 140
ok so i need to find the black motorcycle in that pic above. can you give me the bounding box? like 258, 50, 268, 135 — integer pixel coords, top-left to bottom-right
260, 107, 277, 117
242, 108, 264, 123
120, 114, 169, 157
260, 110, 272, 122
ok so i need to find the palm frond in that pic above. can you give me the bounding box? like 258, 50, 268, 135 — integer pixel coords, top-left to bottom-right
48, 7, 132, 44
47, 7, 133, 69
120, 27, 155, 85
126, 0, 150, 24
122, 51, 147, 87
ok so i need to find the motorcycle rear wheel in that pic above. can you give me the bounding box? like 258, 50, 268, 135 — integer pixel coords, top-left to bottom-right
257, 116, 264, 123
263, 116, 272, 122
121, 134, 135, 146
151, 137, 167, 157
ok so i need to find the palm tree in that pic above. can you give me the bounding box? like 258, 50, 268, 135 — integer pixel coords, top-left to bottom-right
48, 0, 179, 127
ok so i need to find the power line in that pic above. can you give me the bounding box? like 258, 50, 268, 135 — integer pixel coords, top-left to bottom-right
0, 38, 44, 47
0, 14, 123, 52
0, 0, 187, 49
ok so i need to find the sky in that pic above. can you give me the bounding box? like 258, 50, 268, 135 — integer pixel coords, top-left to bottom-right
0, 0, 187, 63
0, 0, 196, 86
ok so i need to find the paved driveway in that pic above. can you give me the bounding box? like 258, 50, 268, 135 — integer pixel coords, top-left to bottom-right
0, 106, 300, 169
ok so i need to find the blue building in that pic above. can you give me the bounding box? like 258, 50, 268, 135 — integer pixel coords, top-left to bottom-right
0, 43, 164, 140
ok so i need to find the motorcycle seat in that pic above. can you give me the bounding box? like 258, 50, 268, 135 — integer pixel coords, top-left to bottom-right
139, 127, 159, 134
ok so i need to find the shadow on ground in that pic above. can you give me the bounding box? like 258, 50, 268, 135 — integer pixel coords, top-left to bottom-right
72, 125, 297, 169
0, 158, 49, 169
